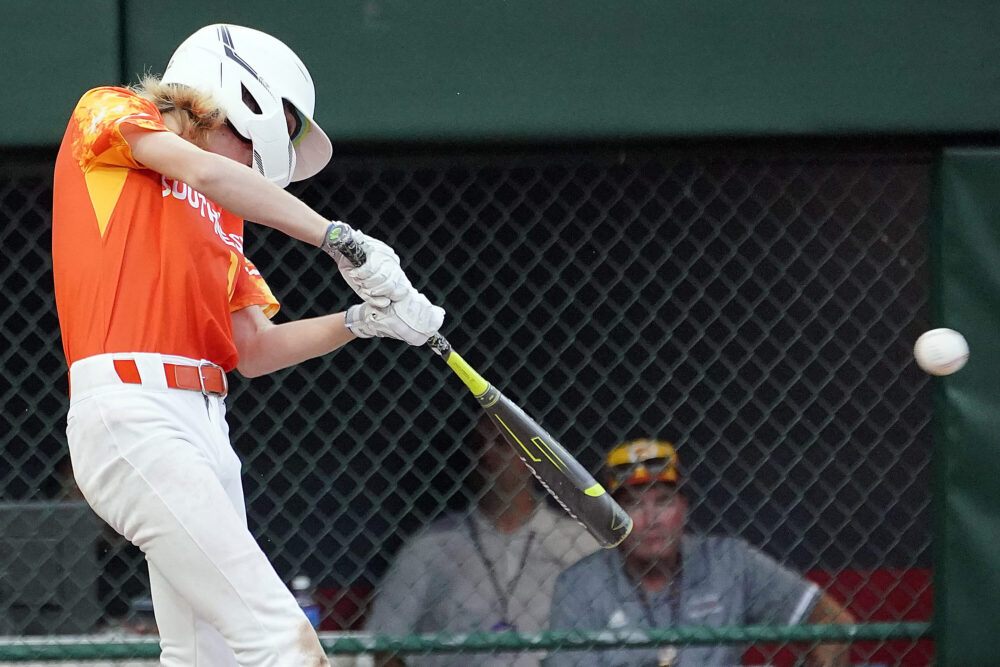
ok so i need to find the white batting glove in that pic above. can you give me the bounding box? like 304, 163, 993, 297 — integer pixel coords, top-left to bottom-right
322, 227, 412, 308
345, 291, 445, 346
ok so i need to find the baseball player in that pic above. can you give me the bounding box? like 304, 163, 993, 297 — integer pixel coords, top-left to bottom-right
51, 24, 443, 667
544, 440, 855, 667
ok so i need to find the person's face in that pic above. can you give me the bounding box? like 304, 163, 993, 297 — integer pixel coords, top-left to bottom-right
616, 483, 687, 563
202, 106, 301, 168
202, 121, 254, 166
478, 437, 532, 494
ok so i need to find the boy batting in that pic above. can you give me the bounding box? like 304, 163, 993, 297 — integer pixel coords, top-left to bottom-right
52, 24, 443, 666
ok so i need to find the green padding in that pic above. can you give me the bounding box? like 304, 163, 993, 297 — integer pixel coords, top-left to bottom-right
934, 149, 1000, 666
0, 1, 120, 146
122, 1, 1000, 143
336, 624, 931, 654
0, 623, 930, 660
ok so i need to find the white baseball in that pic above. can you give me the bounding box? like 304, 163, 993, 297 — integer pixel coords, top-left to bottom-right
913, 328, 969, 376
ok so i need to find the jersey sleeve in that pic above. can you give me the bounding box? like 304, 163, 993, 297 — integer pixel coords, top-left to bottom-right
738, 539, 821, 625
544, 555, 614, 667
70, 87, 168, 172
230, 258, 280, 318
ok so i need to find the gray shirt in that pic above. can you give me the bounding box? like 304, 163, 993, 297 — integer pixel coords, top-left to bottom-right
544, 535, 820, 667
365, 504, 600, 667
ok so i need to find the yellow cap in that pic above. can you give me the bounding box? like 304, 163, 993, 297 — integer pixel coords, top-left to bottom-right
604, 439, 679, 491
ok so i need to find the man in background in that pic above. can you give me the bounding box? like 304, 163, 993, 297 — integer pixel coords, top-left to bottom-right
365, 414, 600, 666
545, 439, 855, 667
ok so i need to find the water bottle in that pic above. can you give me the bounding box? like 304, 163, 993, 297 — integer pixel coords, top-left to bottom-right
291, 575, 321, 628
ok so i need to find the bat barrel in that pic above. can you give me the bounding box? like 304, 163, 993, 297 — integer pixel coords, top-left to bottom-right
479, 387, 633, 548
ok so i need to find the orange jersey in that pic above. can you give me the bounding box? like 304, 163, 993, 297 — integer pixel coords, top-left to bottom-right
52, 87, 279, 372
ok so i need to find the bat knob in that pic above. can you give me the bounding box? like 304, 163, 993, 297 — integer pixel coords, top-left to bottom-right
322, 221, 367, 267
426, 333, 451, 358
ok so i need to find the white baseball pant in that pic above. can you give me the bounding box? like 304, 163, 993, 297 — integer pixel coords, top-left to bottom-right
66, 353, 329, 667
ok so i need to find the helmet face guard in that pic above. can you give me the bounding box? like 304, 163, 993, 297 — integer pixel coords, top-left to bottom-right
222, 54, 297, 186
162, 24, 331, 187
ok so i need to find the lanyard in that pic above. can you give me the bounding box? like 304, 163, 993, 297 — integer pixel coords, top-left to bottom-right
636, 571, 683, 667
466, 515, 537, 628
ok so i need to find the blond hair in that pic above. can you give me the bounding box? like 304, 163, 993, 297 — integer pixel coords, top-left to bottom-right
131, 75, 225, 147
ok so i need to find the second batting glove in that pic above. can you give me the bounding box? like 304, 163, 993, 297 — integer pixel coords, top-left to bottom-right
345, 291, 445, 346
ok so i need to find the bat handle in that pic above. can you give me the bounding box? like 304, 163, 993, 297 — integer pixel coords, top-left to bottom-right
324, 221, 367, 267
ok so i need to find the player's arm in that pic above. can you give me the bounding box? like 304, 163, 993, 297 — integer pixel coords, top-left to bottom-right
121, 124, 433, 310
231, 305, 355, 378
120, 125, 329, 246
804, 592, 855, 667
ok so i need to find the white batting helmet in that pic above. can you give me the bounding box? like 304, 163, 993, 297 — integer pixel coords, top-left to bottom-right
161, 24, 332, 187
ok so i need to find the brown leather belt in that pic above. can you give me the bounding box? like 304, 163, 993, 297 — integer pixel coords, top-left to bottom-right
113, 359, 228, 397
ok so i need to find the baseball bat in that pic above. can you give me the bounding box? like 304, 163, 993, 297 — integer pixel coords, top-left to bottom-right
327, 222, 633, 548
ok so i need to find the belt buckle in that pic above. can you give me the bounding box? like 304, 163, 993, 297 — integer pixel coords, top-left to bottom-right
197, 359, 227, 397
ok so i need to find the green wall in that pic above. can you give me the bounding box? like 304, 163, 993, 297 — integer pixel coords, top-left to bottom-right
0, 0, 120, 146
933, 150, 1000, 666
4, 0, 1000, 146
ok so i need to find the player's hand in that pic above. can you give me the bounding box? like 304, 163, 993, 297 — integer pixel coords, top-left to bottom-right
345, 290, 445, 345
323, 227, 412, 308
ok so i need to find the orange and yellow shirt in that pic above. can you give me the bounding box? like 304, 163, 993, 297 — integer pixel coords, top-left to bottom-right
52, 86, 279, 372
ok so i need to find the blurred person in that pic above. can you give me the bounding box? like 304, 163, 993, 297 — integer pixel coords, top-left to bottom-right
51, 454, 153, 635
545, 439, 854, 667
52, 23, 444, 667
365, 413, 601, 666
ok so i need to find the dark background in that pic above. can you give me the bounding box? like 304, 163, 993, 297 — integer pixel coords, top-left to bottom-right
0, 146, 933, 597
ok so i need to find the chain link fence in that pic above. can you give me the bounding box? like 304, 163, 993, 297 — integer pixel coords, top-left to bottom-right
1, 146, 933, 664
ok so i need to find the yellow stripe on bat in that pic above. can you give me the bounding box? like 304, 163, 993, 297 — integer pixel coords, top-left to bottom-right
584, 483, 606, 497
531, 436, 567, 471
444, 350, 490, 397
495, 415, 542, 463
495, 415, 568, 472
